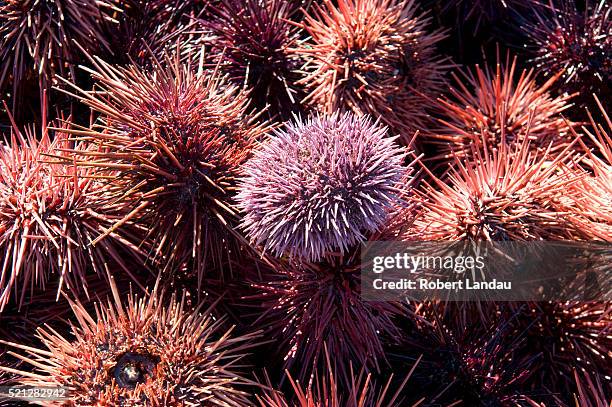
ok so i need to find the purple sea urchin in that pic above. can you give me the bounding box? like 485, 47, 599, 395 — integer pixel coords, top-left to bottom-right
253, 250, 406, 382
526, 0, 611, 109
0, 0, 116, 107
204, 0, 303, 118
0, 279, 261, 406
60, 50, 267, 281
0, 114, 141, 311
428, 55, 575, 162
237, 112, 409, 262
296, 0, 451, 143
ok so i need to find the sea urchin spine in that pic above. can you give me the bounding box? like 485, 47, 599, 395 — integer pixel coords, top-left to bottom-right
0, 278, 261, 406
296, 0, 451, 144
237, 111, 410, 262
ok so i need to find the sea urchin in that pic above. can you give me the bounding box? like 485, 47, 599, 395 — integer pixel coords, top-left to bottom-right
428, 54, 575, 162
0, 113, 140, 311
0, 0, 116, 106
525, 0, 611, 108
296, 0, 450, 143
60, 49, 267, 281
396, 136, 583, 241
237, 112, 409, 262
253, 249, 407, 383
0, 278, 261, 406
204, 0, 303, 118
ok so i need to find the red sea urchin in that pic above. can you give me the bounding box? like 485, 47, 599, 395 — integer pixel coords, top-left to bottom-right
252, 250, 407, 383
0, 0, 116, 107
237, 112, 410, 262
60, 50, 268, 281
105, 0, 198, 64
0, 114, 141, 311
566, 96, 612, 241
204, 0, 303, 118
0, 278, 261, 406
428, 54, 575, 162
526, 0, 611, 110
393, 136, 584, 241
296, 0, 451, 144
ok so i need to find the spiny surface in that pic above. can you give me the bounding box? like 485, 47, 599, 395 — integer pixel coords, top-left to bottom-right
204, 0, 303, 118
0, 119, 138, 311
526, 0, 611, 107
1, 281, 260, 406
61, 51, 267, 280
392, 137, 584, 241
257, 349, 419, 406
296, 0, 450, 143
252, 251, 406, 383
0, 0, 115, 105
428, 55, 575, 162
237, 112, 408, 261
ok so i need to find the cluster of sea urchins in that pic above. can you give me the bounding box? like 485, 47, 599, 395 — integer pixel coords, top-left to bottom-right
0, 0, 610, 406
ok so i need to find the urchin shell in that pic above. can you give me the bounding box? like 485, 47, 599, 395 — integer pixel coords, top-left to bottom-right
0, 280, 260, 406
106, 0, 198, 64
237, 112, 408, 261
410, 302, 534, 405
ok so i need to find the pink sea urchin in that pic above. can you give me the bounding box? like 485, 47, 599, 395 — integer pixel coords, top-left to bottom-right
395, 136, 583, 241
237, 112, 409, 262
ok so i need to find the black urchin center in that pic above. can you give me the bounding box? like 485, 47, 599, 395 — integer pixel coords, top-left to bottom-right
315, 256, 359, 294
113, 352, 160, 389
460, 198, 510, 240
429, 345, 503, 406
339, 42, 418, 93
